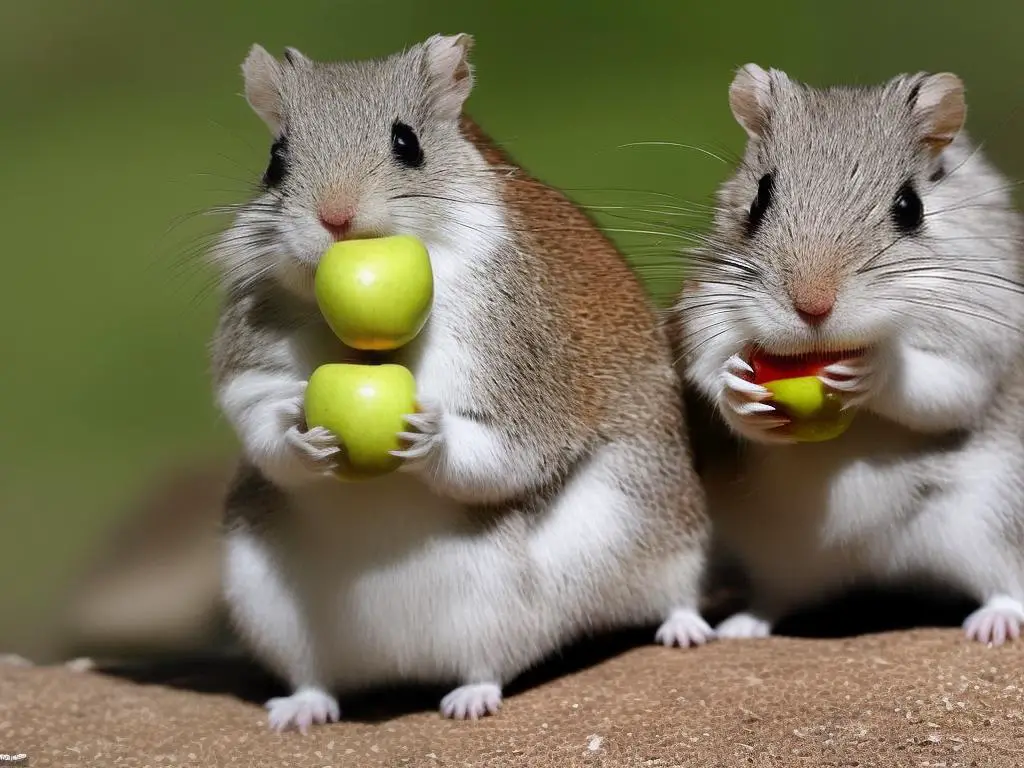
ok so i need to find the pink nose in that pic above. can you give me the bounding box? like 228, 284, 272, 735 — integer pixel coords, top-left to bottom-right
793, 294, 835, 325
319, 209, 352, 241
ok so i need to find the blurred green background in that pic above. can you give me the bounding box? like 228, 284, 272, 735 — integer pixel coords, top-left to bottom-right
2, 0, 1021, 660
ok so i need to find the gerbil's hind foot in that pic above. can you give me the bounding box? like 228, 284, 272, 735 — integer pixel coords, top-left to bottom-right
716, 611, 772, 639
963, 595, 1024, 646
655, 608, 716, 647
265, 687, 341, 734
440, 682, 503, 720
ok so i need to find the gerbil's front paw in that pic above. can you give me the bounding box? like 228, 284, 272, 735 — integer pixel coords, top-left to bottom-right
391, 399, 443, 467
817, 351, 881, 410
285, 422, 346, 477
963, 595, 1024, 646
440, 683, 503, 720
273, 387, 347, 477
718, 354, 794, 444
655, 608, 716, 648
265, 687, 341, 734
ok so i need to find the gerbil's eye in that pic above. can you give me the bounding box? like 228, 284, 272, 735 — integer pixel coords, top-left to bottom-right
746, 172, 775, 236
391, 121, 424, 169
891, 182, 924, 233
263, 136, 288, 189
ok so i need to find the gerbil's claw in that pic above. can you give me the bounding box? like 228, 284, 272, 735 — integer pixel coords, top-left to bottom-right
440, 683, 503, 720
817, 376, 863, 392
726, 353, 754, 375
718, 356, 794, 444
655, 608, 716, 648
390, 432, 436, 460
392, 401, 443, 465
818, 354, 879, 403
265, 688, 341, 734
729, 399, 777, 416
403, 411, 439, 433
722, 371, 771, 399
963, 595, 1024, 646
285, 424, 346, 475
821, 362, 869, 377
302, 425, 341, 449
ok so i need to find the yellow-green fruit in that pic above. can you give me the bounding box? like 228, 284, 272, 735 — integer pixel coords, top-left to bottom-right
304, 363, 417, 479
763, 375, 855, 443
315, 235, 433, 351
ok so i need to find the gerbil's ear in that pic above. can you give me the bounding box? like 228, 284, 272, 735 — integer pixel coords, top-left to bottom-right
242, 44, 285, 135
283, 46, 313, 68
422, 33, 475, 120
907, 72, 966, 153
729, 63, 790, 139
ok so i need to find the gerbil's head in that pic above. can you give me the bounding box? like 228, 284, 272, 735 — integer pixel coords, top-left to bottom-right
679, 64, 1022, 366
214, 34, 494, 297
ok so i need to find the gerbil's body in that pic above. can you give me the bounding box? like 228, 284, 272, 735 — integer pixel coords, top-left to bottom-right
674, 65, 1024, 642
210, 35, 710, 732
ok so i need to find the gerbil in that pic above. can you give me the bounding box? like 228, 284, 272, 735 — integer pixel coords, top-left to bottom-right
209, 34, 712, 732
674, 64, 1024, 643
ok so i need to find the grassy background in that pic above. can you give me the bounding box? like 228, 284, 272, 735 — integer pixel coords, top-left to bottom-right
2, 0, 1022, 658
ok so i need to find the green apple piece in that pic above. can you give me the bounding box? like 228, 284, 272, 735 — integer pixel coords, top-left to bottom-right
304, 363, 417, 479
315, 235, 433, 351
763, 376, 824, 419
763, 375, 855, 443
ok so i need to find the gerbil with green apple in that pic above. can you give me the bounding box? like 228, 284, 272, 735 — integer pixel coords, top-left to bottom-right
209, 34, 713, 733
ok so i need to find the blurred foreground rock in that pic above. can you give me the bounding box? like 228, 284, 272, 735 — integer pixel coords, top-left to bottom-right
57, 460, 236, 661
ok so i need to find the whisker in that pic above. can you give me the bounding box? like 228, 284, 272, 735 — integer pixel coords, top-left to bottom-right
885, 295, 1020, 332
924, 179, 1024, 218
860, 264, 1024, 294
615, 141, 730, 165
678, 323, 745, 365
583, 204, 709, 219
855, 233, 912, 274
931, 141, 986, 191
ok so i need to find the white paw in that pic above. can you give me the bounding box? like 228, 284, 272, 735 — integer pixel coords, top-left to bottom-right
716, 612, 772, 639
963, 596, 1024, 645
391, 400, 443, 464
440, 683, 503, 720
265, 687, 341, 734
817, 353, 880, 410
655, 608, 716, 647
285, 423, 344, 474
718, 354, 794, 444
267, 386, 345, 477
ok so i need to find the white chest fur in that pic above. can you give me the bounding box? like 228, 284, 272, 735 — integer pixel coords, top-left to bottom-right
708, 414, 949, 604
239, 197, 562, 688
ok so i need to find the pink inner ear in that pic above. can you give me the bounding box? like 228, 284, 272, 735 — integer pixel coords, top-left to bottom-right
433, 44, 468, 83
912, 74, 965, 149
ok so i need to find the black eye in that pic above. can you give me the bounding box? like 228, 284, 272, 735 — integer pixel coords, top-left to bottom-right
391, 120, 424, 169
746, 171, 775, 236
891, 182, 924, 233
263, 135, 288, 189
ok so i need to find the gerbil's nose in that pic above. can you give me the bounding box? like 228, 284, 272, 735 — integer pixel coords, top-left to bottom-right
791, 285, 836, 326
319, 206, 353, 241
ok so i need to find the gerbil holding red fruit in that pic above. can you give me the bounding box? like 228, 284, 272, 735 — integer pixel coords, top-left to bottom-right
742, 350, 858, 442
674, 64, 1024, 644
